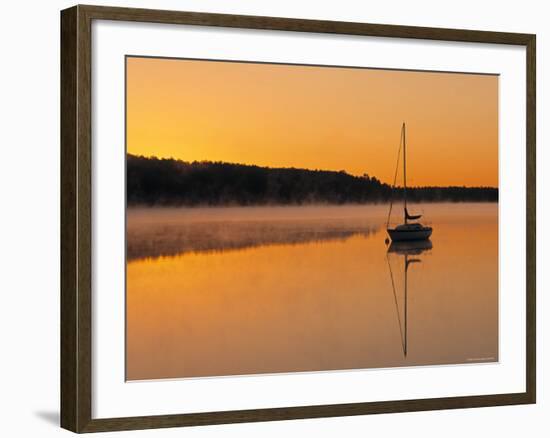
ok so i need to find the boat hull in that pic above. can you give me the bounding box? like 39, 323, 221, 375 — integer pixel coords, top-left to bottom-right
387, 227, 432, 242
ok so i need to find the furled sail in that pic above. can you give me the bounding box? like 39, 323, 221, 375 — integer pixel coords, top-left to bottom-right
405, 208, 422, 221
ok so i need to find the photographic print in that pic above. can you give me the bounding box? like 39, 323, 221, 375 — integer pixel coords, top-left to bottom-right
125, 56, 499, 381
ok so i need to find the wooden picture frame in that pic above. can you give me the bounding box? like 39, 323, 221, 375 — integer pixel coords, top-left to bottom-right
61, 4, 536, 433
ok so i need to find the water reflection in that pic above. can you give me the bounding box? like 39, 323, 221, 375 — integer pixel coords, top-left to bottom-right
386, 240, 433, 358
126, 204, 498, 380
388, 239, 433, 255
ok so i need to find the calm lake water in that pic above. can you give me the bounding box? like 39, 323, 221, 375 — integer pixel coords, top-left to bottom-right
126, 203, 498, 381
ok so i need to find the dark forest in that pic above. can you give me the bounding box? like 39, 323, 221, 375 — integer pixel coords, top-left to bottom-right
127, 154, 498, 206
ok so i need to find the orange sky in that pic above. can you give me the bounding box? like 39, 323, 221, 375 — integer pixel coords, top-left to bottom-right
126, 56, 498, 187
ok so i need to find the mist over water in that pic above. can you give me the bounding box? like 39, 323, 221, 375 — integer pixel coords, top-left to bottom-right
126, 203, 498, 380
127, 205, 385, 260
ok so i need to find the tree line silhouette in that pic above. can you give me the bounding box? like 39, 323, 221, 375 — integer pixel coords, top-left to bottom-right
127, 154, 498, 206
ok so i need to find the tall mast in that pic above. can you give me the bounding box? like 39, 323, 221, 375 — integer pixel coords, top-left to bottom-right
403, 122, 407, 224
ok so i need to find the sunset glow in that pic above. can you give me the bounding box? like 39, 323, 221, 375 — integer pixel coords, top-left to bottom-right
126, 56, 498, 187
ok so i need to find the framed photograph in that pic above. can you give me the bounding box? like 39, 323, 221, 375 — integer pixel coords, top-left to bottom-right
60, 5, 536, 433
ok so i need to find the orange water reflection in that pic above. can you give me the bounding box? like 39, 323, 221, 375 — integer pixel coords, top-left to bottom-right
126, 204, 498, 380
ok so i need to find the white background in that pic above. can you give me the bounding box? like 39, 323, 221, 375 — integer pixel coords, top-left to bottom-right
0, 0, 547, 437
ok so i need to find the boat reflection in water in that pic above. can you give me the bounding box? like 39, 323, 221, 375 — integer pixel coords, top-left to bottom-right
386, 239, 433, 358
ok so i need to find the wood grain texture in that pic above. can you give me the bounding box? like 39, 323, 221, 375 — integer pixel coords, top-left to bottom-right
60, 5, 78, 432
525, 34, 536, 404
79, 4, 534, 44
61, 5, 94, 432
60, 4, 536, 433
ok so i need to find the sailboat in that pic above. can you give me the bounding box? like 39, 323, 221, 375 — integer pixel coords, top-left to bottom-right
387, 123, 432, 242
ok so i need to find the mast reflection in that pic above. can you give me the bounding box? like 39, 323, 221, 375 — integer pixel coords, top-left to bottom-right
386, 240, 433, 357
